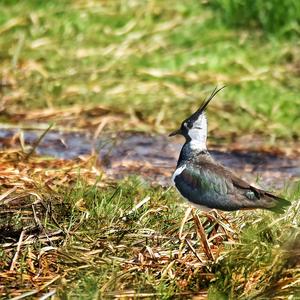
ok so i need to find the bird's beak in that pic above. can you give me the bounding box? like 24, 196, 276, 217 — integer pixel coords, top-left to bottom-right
169, 128, 182, 137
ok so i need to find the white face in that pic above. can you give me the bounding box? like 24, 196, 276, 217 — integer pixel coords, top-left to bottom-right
185, 113, 207, 140
185, 113, 208, 150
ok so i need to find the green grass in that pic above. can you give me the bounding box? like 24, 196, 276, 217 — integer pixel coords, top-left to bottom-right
211, 0, 300, 36
0, 1, 300, 298
0, 0, 299, 140
1, 173, 299, 298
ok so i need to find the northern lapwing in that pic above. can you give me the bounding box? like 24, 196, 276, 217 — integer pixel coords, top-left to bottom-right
169, 87, 290, 258
170, 87, 290, 214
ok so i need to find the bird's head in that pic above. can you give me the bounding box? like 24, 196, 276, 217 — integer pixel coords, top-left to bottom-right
169, 86, 225, 143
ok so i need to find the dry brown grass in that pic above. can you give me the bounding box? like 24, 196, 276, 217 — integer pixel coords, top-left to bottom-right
0, 144, 299, 298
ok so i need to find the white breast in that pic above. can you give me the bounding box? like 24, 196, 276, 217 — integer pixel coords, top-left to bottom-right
171, 164, 186, 185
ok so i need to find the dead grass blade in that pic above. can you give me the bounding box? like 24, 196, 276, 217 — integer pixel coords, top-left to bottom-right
9, 230, 25, 271
191, 209, 214, 261
24, 123, 54, 160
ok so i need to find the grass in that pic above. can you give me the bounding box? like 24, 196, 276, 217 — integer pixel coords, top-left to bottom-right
0, 0, 299, 141
0, 1, 300, 299
0, 150, 299, 298
211, 0, 300, 36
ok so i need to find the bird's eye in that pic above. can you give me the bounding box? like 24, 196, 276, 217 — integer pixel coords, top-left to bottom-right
186, 122, 193, 129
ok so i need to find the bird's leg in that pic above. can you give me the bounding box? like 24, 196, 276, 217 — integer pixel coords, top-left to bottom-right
191, 208, 214, 261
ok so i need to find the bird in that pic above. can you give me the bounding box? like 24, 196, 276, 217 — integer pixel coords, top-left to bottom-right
169, 87, 290, 214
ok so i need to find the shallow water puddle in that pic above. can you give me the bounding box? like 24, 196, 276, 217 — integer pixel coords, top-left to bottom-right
0, 129, 299, 189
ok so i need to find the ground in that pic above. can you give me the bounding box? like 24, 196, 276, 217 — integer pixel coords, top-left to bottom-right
0, 1, 299, 299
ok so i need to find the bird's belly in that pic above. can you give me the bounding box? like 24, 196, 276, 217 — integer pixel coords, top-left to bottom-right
183, 194, 214, 211
186, 199, 212, 212
174, 179, 234, 211
174, 185, 212, 211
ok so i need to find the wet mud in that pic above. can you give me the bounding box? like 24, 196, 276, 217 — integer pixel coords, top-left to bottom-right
0, 129, 299, 189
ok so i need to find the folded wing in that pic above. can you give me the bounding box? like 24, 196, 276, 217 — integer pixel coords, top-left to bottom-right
174, 162, 289, 213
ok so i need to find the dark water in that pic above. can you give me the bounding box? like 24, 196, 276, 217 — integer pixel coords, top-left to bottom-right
0, 128, 299, 188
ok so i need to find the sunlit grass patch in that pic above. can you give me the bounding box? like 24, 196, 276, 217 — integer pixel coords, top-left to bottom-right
0, 0, 299, 141
0, 0, 300, 298
209, 187, 300, 299
0, 148, 299, 298
210, 0, 300, 37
